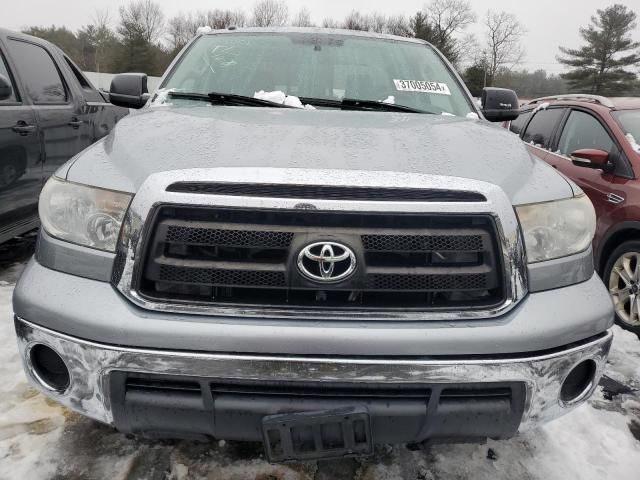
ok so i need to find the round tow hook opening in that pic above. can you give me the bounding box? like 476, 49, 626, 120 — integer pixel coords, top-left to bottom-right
28, 344, 70, 393
560, 359, 597, 405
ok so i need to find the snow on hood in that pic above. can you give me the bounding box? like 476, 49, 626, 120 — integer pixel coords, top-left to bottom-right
65, 106, 573, 205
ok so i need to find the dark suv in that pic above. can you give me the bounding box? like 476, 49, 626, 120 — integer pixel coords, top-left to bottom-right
0, 29, 128, 244
509, 94, 640, 334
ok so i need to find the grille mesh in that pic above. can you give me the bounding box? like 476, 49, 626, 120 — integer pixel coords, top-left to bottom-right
367, 273, 488, 291
165, 226, 293, 248
362, 234, 483, 252
159, 265, 286, 287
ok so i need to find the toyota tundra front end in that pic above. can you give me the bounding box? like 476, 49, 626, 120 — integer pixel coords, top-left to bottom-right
13, 28, 613, 462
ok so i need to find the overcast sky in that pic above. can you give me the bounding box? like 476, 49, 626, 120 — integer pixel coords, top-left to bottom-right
3, 0, 639, 73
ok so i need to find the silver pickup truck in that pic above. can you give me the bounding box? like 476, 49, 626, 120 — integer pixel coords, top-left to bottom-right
13, 28, 613, 462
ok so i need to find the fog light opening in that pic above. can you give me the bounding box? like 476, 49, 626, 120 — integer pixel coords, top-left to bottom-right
560, 359, 597, 405
28, 344, 70, 393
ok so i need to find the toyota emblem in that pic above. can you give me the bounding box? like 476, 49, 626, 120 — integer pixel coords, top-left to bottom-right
297, 241, 357, 283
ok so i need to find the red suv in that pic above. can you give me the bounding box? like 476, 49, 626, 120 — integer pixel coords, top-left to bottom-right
509, 94, 640, 335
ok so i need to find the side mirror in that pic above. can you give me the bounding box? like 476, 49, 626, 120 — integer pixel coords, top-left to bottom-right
0, 74, 13, 101
571, 149, 614, 172
109, 73, 149, 109
481, 87, 519, 122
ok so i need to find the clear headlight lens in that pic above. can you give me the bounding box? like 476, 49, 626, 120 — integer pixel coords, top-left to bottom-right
39, 177, 133, 252
516, 195, 596, 263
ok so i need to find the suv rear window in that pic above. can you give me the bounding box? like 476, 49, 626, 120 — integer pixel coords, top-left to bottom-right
0, 51, 17, 103
509, 110, 532, 135
558, 110, 614, 156
613, 110, 640, 153
7, 39, 67, 104
522, 108, 565, 149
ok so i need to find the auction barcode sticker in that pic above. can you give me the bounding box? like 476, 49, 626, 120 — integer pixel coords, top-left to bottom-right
393, 79, 451, 95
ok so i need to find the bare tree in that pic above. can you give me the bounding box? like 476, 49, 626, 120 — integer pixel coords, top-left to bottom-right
167, 12, 199, 51
484, 10, 526, 83
168, 8, 247, 50
118, 0, 164, 43
343, 11, 370, 31
386, 15, 412, 37
206, 9, 247, 29
292, 7, 313, 27
370, 13, 387, 33
456, 33, 479, 66
423, 0, 476, 64
91, 8, 114, 73
322, 17, 340, 29
93, 8, 112, 30
251, 0, 289, 27
342, 11, 414, 36
230, 9, 248, 27
427, 0, 476, 38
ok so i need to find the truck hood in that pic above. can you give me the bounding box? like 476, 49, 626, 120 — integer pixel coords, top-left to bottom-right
64, 106, 573, 204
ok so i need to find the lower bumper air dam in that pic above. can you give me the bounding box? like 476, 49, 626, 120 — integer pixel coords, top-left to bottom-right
15, 317, 612, 445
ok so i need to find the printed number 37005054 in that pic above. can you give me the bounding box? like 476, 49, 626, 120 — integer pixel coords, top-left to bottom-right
393, 79, 451, 95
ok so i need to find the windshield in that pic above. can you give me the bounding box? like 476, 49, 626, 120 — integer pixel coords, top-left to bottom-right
162, 32, 475, 116
613, 110, 640, 153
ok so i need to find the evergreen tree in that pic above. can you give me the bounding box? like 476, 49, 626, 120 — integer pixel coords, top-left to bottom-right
77, 24, 119, 72
557, 4, 640, 95
462, 64, 486, 97
411, 12, 433, 42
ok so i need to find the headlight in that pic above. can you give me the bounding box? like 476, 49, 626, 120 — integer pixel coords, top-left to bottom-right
515, 195, 596, 263
39, 177, 133, 252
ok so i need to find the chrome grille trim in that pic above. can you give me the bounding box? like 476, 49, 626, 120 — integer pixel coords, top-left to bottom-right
112, 168, 528, 320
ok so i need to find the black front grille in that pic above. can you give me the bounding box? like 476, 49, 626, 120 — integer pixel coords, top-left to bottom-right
136, 206, 505, 312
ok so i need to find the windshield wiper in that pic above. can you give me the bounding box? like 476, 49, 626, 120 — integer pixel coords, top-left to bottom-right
167, 91, 294, 108
298, 97, 432, 114
342, 98, 431, 114
167, 91, 429, 113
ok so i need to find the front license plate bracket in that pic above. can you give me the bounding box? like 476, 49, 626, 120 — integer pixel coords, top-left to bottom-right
262, 406, 373, 462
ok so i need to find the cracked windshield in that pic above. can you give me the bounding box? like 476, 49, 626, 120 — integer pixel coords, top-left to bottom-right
162, 33, 475, 115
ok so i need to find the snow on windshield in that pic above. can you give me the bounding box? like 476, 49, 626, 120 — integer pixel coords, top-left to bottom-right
253, 90, 316, 110
150, 88, 178, 107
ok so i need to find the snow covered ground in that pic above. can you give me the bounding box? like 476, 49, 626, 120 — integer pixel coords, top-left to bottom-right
0, 251, 639, 480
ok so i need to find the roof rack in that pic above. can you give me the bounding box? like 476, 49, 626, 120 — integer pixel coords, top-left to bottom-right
526, 94, 615, 108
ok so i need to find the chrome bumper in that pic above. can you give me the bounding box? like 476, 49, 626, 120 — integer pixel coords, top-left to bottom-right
15, 317, 612, 434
